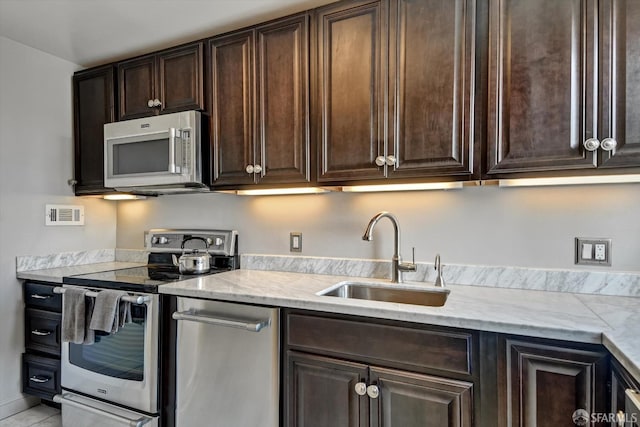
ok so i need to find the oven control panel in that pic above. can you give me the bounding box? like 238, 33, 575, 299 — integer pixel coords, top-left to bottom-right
144, 229, 238, 256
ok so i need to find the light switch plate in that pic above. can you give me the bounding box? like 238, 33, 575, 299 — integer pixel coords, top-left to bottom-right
575, 237, 611, 266
290, 232, 302, 253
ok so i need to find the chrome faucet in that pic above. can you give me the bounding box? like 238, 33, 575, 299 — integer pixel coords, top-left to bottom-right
362, 211, 416, 283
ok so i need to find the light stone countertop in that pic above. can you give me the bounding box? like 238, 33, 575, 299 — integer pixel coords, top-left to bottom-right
157, 269, 640, 382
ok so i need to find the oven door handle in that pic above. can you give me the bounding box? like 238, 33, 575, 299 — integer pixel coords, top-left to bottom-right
53, 393, 153, 427
172, 310, 270, 332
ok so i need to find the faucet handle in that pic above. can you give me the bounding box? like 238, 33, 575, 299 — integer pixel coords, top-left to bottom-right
434, 254, 445, 287
398, 247, 417, 273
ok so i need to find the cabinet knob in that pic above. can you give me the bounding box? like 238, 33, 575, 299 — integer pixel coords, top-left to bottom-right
375, 156, 386, 167
366, 384, 379, 399
246, 165, 254, 174
354, 382, 367, 396
153, 99, 162, 107
601, 138, 617, 151
386, 155, 397, 166
583, 138, 600, 151
147, 99, 155, 108
254, 165, 263, 174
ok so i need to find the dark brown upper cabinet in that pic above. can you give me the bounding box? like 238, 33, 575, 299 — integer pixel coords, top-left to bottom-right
597, 0, 640, 168
72, 65, 116, 195
118, 42, 204, 121
316, 0, 386, 182
316, 0, 478, 184
209, 14, 310, 188
486, 0, 640, 177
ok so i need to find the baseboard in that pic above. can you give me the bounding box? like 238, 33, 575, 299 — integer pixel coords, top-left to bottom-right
0, 395, 39, 420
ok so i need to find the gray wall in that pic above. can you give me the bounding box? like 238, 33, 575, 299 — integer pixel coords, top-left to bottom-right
117, 183, 640, 272
0, 37, 117, 418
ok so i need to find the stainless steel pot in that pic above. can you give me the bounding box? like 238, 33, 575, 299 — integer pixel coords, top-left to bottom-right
172, 237, 211, 274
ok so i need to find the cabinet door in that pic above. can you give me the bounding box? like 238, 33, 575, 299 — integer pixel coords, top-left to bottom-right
118, 54, 156, 120
498, 339, 608, 427
486, 0, 598, 176
256, 14, 311, 185
209, 30, 256, 186
286, 352, 369, 427
158, 43, 204, 114
316, 0, 386, 182
387, 0, 476, 179
598, 0, 640, 168
73, 65, 115, 195
370, 367, 473, 427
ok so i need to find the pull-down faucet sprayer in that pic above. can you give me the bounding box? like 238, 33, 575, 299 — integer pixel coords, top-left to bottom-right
362, 211, 416, 283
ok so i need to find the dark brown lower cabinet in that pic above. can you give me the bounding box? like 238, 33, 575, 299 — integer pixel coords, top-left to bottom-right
288, 352, 369, 427
284, 310, 478, 427
497, 338, 608, 427
286, 351, 473, 427
370, 367, 473, 427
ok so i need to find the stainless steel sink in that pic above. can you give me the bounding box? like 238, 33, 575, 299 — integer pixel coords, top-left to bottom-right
318, 281, 450, 307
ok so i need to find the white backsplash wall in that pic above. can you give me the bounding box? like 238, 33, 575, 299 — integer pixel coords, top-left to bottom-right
116, 182, 640, 272
0, 37, 117, 418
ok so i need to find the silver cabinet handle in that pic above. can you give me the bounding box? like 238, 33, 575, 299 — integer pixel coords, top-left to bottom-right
366, 384, 379, 399
53, 394, 152, 427
246, 164, 254, 174
601, 137, 617, 151
30, 294, 52, 300
375, 156, 386, 166
31, 329, 52, 336
153, 99, 162, 107
172, 310, 271, 332
386, 155, 397, 166
147, 99, 155, 108
583, 138, 600, 151
254, 164, 263, 174
354, 382, 367, 396
29, 375, 50, 384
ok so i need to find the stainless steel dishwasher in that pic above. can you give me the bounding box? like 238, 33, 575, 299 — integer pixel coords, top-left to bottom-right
172, 297, 279, 427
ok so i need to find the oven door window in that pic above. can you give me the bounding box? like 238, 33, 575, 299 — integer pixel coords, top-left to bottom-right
69, 305, 146, 381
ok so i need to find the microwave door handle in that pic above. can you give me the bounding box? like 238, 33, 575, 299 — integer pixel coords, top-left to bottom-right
168, 128, 178, 174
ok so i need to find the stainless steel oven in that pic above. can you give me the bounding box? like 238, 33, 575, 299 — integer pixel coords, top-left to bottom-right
56, 286, 159, 426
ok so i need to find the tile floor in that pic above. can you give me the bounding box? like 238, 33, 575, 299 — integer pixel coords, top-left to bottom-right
0, 405, 60, 427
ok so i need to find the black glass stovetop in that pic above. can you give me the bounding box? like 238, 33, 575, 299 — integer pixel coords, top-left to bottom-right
63, 253, 237, 293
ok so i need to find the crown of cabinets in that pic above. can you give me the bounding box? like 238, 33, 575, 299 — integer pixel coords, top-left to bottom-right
209, 14, 311, 188
486, 0, 640, 176
72, 0, 640, 196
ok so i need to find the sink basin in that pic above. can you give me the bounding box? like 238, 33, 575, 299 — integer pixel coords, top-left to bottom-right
318, 281, 450, 307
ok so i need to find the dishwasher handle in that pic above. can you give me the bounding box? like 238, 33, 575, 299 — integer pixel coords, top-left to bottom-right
53, 394, 152, 427
172, 310, 271, 332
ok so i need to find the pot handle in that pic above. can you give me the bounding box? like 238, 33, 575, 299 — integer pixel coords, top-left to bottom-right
180, 236, 210, 251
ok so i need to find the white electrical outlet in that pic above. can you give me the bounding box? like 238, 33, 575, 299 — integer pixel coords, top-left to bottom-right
45, 204, 85, 226
575, 237, 611, 266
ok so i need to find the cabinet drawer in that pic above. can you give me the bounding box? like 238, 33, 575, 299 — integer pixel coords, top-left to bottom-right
25, 308, 61, 355
22, 353, 61, 399
286, 313, 474, 376
24, 282, 62, 311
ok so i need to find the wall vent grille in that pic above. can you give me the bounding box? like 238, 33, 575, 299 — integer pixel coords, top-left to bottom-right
45, 204, 85, 226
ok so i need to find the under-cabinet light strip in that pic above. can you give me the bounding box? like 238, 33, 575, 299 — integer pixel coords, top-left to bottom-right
341, 182, 464, 192
498, 174, 640, 187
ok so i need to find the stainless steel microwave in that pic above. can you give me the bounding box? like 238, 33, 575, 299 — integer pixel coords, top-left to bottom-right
104, 111, 207, 194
